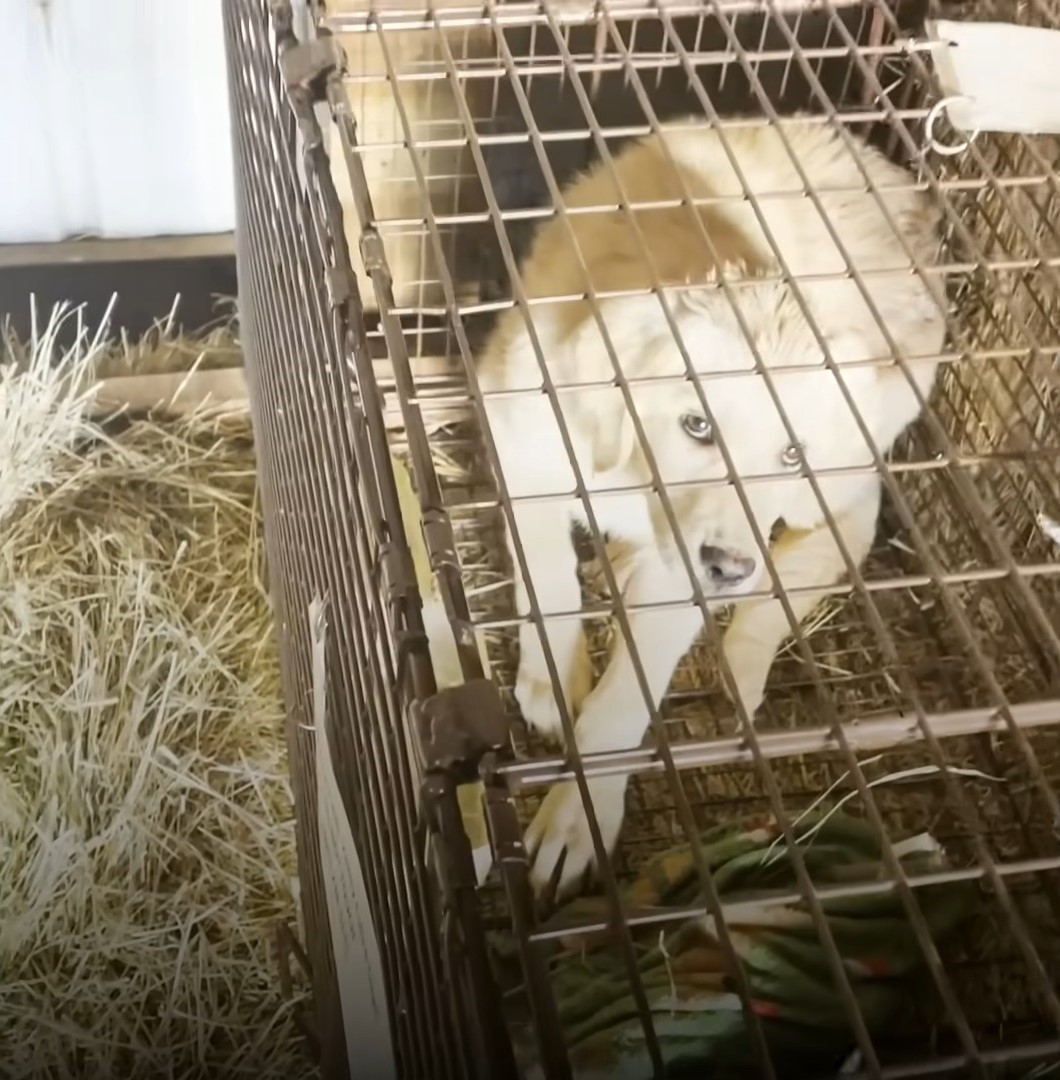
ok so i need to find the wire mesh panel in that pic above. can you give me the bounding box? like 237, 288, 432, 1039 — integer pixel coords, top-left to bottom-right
222, 4, 514, 1078
230, 0, 1060, 1076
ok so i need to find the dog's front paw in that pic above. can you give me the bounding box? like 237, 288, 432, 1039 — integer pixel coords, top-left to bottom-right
721, 635, 770, 723
524, 775, 628, 900
515, 627, 593, 744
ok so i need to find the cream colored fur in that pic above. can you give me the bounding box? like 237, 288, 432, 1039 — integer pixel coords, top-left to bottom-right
477, 117, 947, 897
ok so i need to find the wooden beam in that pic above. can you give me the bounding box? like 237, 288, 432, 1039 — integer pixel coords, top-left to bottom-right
89, 359, 471, 433
0, 233, 236, 269
90, 368, 249, 418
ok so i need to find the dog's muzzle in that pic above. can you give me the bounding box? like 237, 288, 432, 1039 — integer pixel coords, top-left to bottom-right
699, 544, 757, 589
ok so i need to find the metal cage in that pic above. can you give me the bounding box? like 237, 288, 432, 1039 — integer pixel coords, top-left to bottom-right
223, 0, 1060, 1077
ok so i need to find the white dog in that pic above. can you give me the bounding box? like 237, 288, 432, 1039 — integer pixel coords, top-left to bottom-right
477, 116, 946, 897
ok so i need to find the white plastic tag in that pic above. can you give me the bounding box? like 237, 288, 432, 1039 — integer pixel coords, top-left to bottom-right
928, 19, 1060, 136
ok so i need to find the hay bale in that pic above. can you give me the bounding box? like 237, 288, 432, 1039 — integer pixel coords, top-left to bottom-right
0, 307, 313, 1080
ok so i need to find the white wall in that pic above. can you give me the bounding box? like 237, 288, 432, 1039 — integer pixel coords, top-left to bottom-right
0, 0, 236, 244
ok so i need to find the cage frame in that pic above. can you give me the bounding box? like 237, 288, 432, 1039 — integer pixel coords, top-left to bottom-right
223, 5, 518, 1076
224, 0, 1060, 1077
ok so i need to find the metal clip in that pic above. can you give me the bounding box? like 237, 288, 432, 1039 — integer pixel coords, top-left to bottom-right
414, 680, 510, 782
279, 33, 346, 95
421, 510, 459, 575
358, 230, 390, 278
324, 266, 355, 308
379, 543, 416, 603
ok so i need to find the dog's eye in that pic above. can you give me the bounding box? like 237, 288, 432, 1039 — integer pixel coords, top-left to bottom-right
780, 442, 804, 468
680, 413, 714, 444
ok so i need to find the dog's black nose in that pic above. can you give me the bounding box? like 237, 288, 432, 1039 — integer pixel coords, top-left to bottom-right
699, 545, 757, 587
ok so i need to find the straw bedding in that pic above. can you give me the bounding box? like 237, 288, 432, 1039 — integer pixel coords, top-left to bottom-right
0, 309, 313, 1080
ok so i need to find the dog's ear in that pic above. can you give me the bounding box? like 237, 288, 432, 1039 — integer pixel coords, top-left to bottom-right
587, 387, 637, 474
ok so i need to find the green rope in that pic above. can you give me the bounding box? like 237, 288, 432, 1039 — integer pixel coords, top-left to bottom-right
494, 810, 977, 1079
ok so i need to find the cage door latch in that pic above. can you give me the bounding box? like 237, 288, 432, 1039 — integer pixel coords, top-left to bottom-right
279, 32, 346, 96
414, 679, 510, 782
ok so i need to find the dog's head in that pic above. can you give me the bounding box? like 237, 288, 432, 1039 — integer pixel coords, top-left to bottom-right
572, 280, 903, 598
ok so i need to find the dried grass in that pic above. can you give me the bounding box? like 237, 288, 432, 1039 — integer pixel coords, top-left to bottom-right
0, 306, 311, 1080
